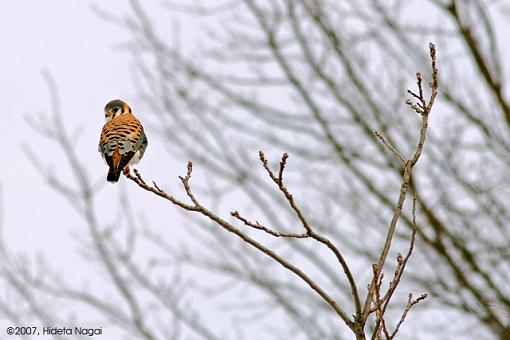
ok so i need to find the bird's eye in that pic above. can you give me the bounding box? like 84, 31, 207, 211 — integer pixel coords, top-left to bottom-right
112, 108, 119, 114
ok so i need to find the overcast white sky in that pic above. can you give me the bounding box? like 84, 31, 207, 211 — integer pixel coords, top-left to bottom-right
0, 0, 180, 253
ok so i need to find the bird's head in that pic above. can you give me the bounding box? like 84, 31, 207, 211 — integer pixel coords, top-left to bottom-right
104, 99, 131, 121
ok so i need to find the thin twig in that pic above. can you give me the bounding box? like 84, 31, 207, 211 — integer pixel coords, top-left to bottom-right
373, 131, 405, 165
372, 265, 391, 340
370, 192, 420, 339
231, 211, 309, 238
259, 151, 313, 234
363, 43, 438, 322
390, 293, 428, 339
126, 169, 198, 211
258, 151, 362, 320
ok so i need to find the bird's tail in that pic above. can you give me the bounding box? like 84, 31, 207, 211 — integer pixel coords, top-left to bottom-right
107, 167, 121, 183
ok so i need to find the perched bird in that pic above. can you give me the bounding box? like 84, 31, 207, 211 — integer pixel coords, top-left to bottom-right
98, 99, 148, 183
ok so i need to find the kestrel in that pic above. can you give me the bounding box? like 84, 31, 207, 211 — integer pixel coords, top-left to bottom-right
98, 99, 148, 183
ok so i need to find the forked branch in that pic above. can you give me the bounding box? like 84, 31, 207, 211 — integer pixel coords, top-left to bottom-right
125, 167, 356, 330
363, 43, 438, 332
